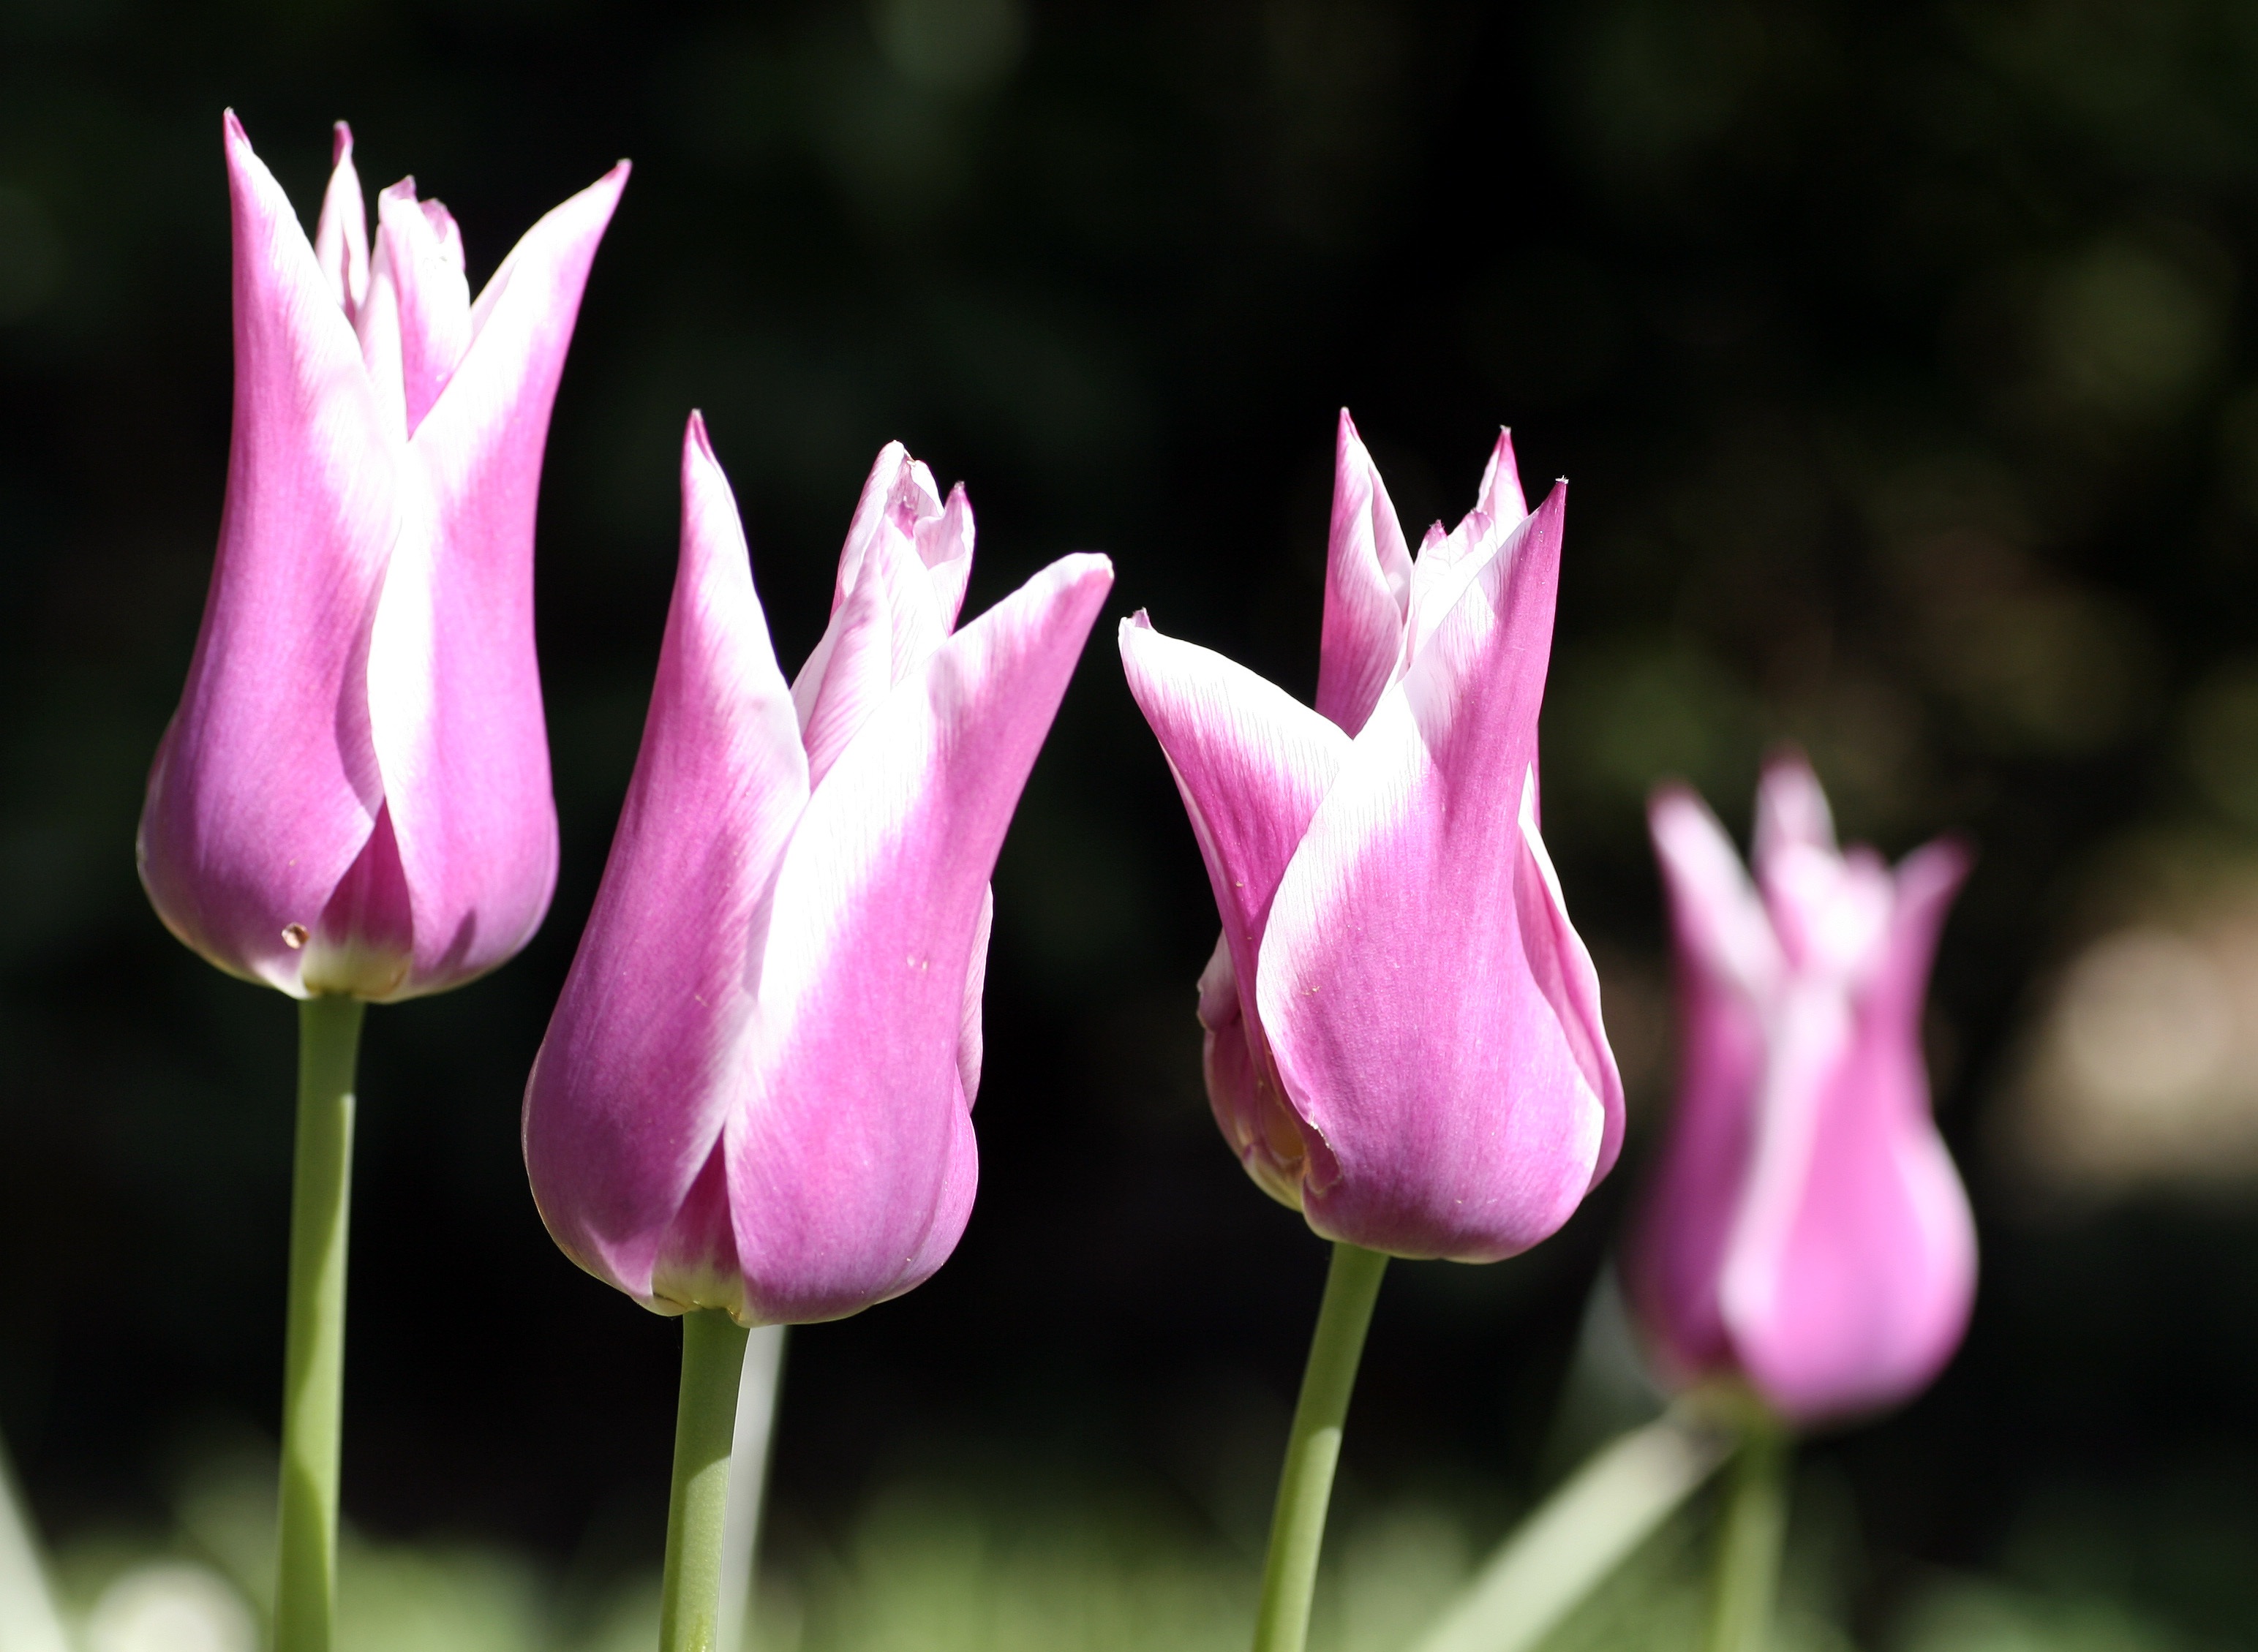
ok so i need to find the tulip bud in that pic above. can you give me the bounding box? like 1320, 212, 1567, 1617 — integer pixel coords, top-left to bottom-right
524, 415, 1112, 1326
1121, 411, 1623, 1261
137, 114, 627, 1000
1625, 758, 1977, 1425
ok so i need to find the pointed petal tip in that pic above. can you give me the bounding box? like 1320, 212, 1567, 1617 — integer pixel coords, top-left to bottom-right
685, 407, 712, 456
331, 121, 353, 163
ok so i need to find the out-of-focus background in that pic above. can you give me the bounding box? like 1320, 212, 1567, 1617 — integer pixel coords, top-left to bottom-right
6, 0, 2258, 1647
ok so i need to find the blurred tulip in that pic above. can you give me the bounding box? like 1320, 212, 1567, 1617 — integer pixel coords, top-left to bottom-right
1119, 410, 1623, 1261
138, 113, 627, 1001
1627, 757, 1977, 1425
524, 415, 1112, 1326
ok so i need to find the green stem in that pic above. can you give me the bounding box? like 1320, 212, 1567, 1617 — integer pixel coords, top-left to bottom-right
659, 1309, 753, 1652
274, 995, 366, 1652
1703, 1414, 1789, 1652
1251, 1241, 1390, 1652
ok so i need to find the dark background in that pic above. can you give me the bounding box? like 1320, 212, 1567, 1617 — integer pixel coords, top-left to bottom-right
5, 0, 2258, 1640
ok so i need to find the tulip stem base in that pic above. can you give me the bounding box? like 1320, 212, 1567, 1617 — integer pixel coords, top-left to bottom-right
660, 1310, 753, 1652
1704, 1412, 1789, 1652
274, 995, 366, 1652
1252, 1240, 1390, 1652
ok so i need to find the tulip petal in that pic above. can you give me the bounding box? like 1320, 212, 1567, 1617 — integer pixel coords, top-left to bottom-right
312, 122, 368, 322
1720, 837, 1976, 1422
136, 112, 399, 996
1118, 614, 1350, 989
366, 158, 628, 998
1405, 430, 1529, 668
1625, 787, 1778, 1383
373, 181, 473, 436
793, 448, 963, 784
524, 415, 808, 1310
1196, 932, 1311, 1208
1315, 410, 1412, 736
1260, 483, 1619, 1260
729, 553, 1113, 1324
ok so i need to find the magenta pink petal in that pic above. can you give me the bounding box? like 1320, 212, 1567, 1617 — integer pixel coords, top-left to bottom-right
524, 415, 809, 1311
1259, 484, 1621, 1260
1314, 410, 1412, 736
1625, 787, 1780, 1383
136, 112, 399, 997
726, 553, 1113, 1324
1724, 837, 1979, 1422
366, 158, 628, 999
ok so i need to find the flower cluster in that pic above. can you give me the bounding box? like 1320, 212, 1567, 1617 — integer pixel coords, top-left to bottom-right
132, 110, 1982, 1652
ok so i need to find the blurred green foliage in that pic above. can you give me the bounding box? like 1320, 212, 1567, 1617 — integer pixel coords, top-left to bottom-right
10, 0, 2258, 1646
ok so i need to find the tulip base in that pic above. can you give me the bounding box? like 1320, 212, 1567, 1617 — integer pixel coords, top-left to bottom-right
1252, 1241, 1389, 1652
1703, 1411, 1788, 1652
274, 995, 366, 1652
660, 1310, 753, 1652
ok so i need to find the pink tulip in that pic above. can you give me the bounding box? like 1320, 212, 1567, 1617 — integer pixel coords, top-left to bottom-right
524, 415, 1113, 1326
1627, 758, 1977, 1425
137, 113, 628, 1000
1119, 411, 1623, 1261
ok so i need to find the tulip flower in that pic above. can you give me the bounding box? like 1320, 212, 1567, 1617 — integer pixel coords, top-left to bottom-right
1121, 412, 1622, 1652
527, 415, 1110, 1327
131, 113, 625, 1652
1121, 410, 1623, 1261
523, 414, 1109, 1652
1627, 756, 1977, 1427
138, 113, 628, 1003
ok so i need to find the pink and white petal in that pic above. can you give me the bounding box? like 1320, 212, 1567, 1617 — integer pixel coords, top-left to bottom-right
729, 554, 1113, 1324
920, 482, 976, 630
1724, 995, 1976, 1422
136, 111, 398, 997
794, 525, 950, 786
373, 181, 473, 435
1726, 833, 1975, 1421
524, 415, 809, 1308
1647, 785, 1784, 999
312, 121, 367, 322
366, 159, 628, 997
1622, 785, 1780, 1383
1118, 612, 1350, 1000
825, 443, 943, 617
1260, 483, 1614, 1260
1515, 770, 1627, 1187
1753, 752, 1838, 867
1473, 426, 1529, 526
1404, 441, 1529, 668
1314, 410, 1412, 736
354, 233, 408, 439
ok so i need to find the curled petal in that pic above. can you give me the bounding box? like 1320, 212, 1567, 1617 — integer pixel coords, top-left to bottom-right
731, 554, 1113, 1324
524, 414, 809, 1309
366, 158, 628, 998
1260, 483, 1621, 1259
1315, 410, 1412, 736
136, 111, 398, 997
